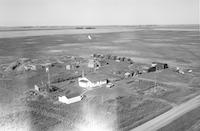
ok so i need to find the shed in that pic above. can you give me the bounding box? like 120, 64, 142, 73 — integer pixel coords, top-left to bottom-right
34, 85, 40, 92
66, 65, 71, 70
152, 62, 168, 70
88, 59, 101, 69
124, 72, 131, 78
120, 57, 126, 61
147, 66, 156, 73
130, 69, 139, 76
58, 95, 82, 104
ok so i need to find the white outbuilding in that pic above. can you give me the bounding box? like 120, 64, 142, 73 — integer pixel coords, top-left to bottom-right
88, 59, 101, 69
34, 85, 40, 92
58, 95, 82, 104
88, 35, 92, 40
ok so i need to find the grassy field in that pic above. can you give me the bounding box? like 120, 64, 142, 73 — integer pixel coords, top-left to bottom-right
0, 110, 61, 131
187, 120, 200, 131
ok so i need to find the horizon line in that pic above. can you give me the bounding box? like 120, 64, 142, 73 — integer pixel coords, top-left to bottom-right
0, 24, 199, 28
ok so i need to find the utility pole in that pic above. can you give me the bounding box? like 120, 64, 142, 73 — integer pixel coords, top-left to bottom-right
1, 75, 2, 88
48, 71, 50, 88
2, 74, 4, 88
154, 67, 157, 93
155, 72, 157, 86
154, 72, 156, 93
101, 95, 104, 104
46, 66, 50, 88
82, 70, 85, 77
154, 67, 161, 93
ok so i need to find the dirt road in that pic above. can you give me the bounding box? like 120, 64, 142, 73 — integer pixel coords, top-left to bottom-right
131, 94, 200, 131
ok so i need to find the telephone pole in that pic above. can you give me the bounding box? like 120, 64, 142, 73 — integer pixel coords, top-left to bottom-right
46, 66, 50, 88
82, 70, 85, 77
154, 67, 158, 93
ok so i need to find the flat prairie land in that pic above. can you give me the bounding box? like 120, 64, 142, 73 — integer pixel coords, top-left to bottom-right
0, 25, 199, 131
0, 25, 199, 67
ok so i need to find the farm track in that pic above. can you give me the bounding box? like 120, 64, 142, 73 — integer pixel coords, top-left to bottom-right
131, 94, 200, 131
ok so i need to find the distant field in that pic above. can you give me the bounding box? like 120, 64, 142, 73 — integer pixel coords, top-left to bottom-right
0, 27, 137, 38
0, 25, 198, 38
0, 26, 199, 68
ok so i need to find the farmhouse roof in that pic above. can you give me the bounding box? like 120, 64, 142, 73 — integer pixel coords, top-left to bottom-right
85, 73, 108, 82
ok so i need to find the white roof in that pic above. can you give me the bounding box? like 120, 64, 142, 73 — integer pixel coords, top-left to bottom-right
58, 96, 82, 104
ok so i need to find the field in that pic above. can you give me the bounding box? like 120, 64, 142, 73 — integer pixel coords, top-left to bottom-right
0, 25, 199, 131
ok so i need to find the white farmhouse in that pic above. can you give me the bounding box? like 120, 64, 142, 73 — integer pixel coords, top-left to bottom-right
78, 73, 108, 90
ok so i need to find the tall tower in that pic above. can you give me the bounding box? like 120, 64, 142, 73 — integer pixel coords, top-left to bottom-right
82, 70, 85, 78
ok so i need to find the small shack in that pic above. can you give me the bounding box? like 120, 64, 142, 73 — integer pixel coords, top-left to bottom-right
66, 65, 71, 70
34, 85, 40, 92
124, 69, 139, 78
124, 72, 131, 78
152, 62, 168, 70
130, 69, 139, 76
88, 59, 101, 69
147, 66, 157, 73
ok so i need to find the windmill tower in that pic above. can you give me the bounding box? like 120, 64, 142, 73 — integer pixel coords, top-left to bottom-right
82, 70, 85, 78
46, 66, 50, 88
154, 71, 157, 93
154, 66, 161, 93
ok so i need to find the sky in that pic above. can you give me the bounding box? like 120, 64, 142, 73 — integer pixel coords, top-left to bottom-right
0, 0, 199, 26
